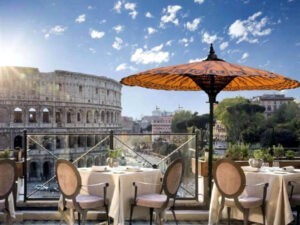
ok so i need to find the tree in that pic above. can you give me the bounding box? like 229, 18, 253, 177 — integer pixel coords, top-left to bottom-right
171, 110, 192, 133
215, 97, 265, 143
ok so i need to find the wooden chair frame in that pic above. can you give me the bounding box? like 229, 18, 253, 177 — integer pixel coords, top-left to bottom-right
0, 159, 17, 225
129, 157, 184, 225
288, 180, 300, 225
213, 158, 268, 225
55, 159, 109, 225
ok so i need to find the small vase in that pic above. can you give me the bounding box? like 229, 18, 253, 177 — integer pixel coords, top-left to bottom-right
248, 158, 263, 168
107, 158, 119, 167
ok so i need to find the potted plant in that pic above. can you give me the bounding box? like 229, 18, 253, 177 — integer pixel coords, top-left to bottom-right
107, 148, 123, 167
273, 144, 284, 159
285, 150, 296, 160
249, 149, 264, 168
0, 149, 10, 159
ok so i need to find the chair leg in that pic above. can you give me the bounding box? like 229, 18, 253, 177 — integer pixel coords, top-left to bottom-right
78, 212, 81, 225
129, 204, 135, 225
104, 204, 110, 225
261, 204, 266, 225
5, 209, 12, 225
149, 208, 154, 225
81, 211, 87, 225
227, 207, 231, 225
171, 207, 178, 225
297, 206, 300, 225
243, 209, 249, 225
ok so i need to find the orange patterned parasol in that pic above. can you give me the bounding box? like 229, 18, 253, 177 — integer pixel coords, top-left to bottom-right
120, 44, 300, 196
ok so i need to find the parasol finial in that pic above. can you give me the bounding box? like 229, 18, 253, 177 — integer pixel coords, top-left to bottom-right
205, 43, 224, 61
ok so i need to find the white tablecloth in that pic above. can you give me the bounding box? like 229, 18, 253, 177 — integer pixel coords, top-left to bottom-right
61, 167, 162, 225
209, 167, 300, 225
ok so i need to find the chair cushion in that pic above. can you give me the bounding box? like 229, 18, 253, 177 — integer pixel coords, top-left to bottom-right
65, 194, 105, 209
225, 196, 263, 209
136, 193, 173, 209
290, 194, 300, 205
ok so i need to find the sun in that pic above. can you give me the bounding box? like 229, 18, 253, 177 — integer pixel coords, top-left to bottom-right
0, 44, 25, 67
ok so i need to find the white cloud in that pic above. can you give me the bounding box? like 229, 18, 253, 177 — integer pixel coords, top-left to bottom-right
194, 0, 205, 4
87, 5, 93, 10
44, 25, 66, 39
228, 11, 272, 44
160, 5, 182, 27
147, 27, 157, 35
116, 63, 136, 71
75, 14, 86, 23
189, 57, 206, 63
125, 2, 138, 19
113, 25, 124, 33
89, 48, 96, 54
179, 37, 194, 47
241, 52, 249, 60
99, 19, 107, 24
90, 29, 105, 39
185, 18, 201, 31
131, 44, 170, 64
166, 40, 173, 46
113, 1, 122, 13
202, 31, 217, 44
112, 37, 123, 50
220, 42, 229, 50
145, 12, 153, 18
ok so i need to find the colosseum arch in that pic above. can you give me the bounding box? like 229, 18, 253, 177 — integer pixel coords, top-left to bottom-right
67, 109, 75, 123
43, 161, 51, 181
87, 135, 94, 147
101, 111, 105, 123
29, 161, 39, 179
14, 107, 23, 123
106, 111, 110, 124
77, 110, 83, 123
77, 159, 85, 168
14, 135, 23, 149
94, 110, 100, 123
42, 108, 50, 123
86, 110, 92, 123
110, 111, 114, 123
29, 107, 37, 123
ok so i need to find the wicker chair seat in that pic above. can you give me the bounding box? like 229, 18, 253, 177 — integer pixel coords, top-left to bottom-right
65, 194, 105, 209
225, 196, 263, 208
136, 193, 173, 208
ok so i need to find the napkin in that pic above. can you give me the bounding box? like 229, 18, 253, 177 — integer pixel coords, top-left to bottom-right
283, 166, 294, 172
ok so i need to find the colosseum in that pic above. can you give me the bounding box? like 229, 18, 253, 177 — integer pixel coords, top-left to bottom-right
0, 66, 122, 182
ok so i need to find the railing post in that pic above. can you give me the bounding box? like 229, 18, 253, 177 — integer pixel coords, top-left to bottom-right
110, 130, 114, 150
195, 129, 200, 202
23, 129, 27, 202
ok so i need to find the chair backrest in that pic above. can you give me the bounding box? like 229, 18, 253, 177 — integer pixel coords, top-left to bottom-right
0, 159, 17, 200
162, 158, 184, 198
55, 159, 81, 199
213, 158, 245, 198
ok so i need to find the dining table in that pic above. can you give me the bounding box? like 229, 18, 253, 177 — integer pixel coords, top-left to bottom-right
209, 166, 300, 225
60, 166, 162, 225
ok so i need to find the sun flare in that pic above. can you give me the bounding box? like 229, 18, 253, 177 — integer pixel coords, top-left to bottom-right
0, 45, 25, 67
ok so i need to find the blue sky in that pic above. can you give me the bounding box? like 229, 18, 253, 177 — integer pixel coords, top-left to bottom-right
0, 0, 299, 119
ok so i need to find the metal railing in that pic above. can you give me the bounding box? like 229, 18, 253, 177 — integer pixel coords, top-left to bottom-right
21, 130, 206, 207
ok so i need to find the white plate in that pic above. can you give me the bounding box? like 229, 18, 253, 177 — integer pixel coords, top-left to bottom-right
91, 166, 109, 172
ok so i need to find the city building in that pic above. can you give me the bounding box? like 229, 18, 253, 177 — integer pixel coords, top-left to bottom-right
0, 66, 122, 181
252, 94, 295, 117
